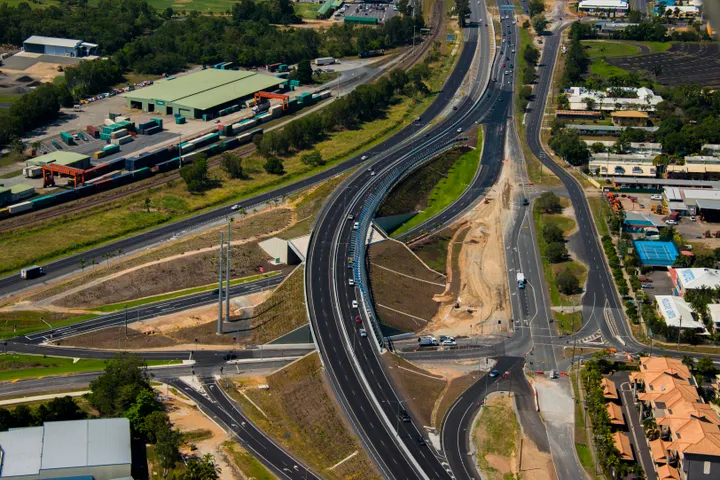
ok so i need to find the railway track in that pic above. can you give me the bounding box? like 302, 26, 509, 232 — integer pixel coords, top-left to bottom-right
0, 5, 445, 234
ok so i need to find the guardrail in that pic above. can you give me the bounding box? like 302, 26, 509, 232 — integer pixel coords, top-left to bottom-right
350, 139, 459, 352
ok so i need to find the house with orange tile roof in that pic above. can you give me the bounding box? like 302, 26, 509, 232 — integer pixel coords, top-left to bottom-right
612, 431, 635, 462
607, 402, 626, 426
630, 357, 720, 479
602, 377, 619, 401
656, 464, 680, 480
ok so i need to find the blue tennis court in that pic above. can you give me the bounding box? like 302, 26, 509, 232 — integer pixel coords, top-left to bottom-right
634, 241, 679, 266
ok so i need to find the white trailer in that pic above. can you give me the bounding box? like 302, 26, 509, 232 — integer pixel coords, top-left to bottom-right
517, 272, 526, 289
314, 57, 336, 66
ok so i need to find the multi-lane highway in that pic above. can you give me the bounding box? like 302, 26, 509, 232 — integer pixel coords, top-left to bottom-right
303, 0, 529, 476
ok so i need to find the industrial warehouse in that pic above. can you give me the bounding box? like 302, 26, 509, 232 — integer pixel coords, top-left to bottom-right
121, 69, 286, 120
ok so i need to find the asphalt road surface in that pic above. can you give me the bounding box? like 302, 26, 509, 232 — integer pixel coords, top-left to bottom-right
167, 377, 322, 480
441, 357, 548, 480
11, 273, 285, 345
304, 1, 516, 477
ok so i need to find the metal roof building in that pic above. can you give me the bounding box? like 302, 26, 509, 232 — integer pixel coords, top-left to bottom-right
26, 151, 91, 170
23, 35, 98, 57
122, 69, 286, 120
0, 418, 132, 480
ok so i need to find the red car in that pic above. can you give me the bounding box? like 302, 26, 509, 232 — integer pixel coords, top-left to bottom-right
355, 315, 362, 323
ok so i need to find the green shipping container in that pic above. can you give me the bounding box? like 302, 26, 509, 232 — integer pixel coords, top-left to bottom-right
344, 16, 378, 25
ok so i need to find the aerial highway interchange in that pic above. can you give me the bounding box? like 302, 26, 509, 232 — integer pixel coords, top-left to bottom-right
3, 1, 720, 480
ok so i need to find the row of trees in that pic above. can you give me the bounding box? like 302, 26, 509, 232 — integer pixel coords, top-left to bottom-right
582, 355, 643, 478
517, 26, 541, 113
0, 83, 71, 146
0, 396, 85, 431
537, 192, 581, 295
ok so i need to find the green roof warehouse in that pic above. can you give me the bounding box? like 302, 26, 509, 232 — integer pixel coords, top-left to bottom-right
121, 69, 286, 119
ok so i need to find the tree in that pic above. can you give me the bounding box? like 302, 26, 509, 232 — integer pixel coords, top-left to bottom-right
523, 44, 540, 66
145, 197, 151, 212
548, 128, 591, 166
155, 422, 181, 473
263, 156, 285, 175
88, 353, 151, 417
142, 411, 173, 444
557, 268, 580, 295
528, 0, 545, 18
185, 454, 222, 480
628, 9, 642, 23
300, 150, 325, 167
180, 156, 210, 193
296, 59, 313, 85
455, 0, 470, 28
522, 64, 537, 84
34, 396, 85, 424
546, 242, 568, 263
584, 97, 596, 111
697, 356, 716, 377
80, 258, 87, 271
590, 142, 606, 153
125, 389, 162, 432
220, 152, 244, 179
543, 224, 565, 244
397, 0, 411, 16
536, 192, 563, 214
531, 14, 548, 35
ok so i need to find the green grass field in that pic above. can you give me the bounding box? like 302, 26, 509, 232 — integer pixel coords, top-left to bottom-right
0, 353, 179, 382
582, 40, 641, 58
3, 0, 321, 13
533, 203, 588, 306
294, 2, 320, 19
90, 271, 280, 312
0, 93, 23, 105
393, 136, 482, 236
0, 311, 99, 339
589, 58, 633, 78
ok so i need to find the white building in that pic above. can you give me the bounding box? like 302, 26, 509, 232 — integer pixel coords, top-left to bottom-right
584, 140, 663, 155
0, 418, 131, 480
566, 86, 663, 112
655, 295, 708, 332
589, 152, 657, 177
670, 268, 720, 296
579, 0, 630, 14
709, 304, 720, 331
22, 36, 97, 57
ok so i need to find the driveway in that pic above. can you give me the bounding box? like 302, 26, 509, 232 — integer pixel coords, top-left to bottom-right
611, 372, 656, 480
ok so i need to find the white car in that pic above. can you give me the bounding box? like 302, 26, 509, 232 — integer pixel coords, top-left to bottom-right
349, 279, 355, 286
231, 204, 240, 210
352, 300, 358, 308
353, 222, 359, 230
457, 127, 463, 133
442, 340, 457, 346
361, 155, 368, 161
359, 328, 367, 337
650, 194, 663, 200
665, 219, 677, 225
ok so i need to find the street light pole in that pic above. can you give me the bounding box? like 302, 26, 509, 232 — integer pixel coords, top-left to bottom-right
124, 305, 128, 338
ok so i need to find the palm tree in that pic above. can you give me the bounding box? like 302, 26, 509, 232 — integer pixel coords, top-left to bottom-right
682, 355, 695, 371
31, 141, 43, 155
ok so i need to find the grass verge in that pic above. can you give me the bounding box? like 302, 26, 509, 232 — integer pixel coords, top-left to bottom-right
223, 441, 276, 480
533, 202, 588, 306
89, 272, 280, 312
587, 196, 611, 238
1, 311, 99, 339
226, 352, 380, 480
553, 311, 583, 335
570, 371, 598, 478
392, 135, 482, 236
581, 40, 641, 58
473, 393, 520, 479
0, 353, 179, 382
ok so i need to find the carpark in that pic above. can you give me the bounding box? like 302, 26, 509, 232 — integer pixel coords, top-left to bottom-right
607, 43, 720, 89
341, 2, 401, 23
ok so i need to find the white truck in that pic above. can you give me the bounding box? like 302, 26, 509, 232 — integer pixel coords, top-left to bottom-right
252, 101, 270, 114
418, 336, 439, 347
314, 57, 336, 66
517, 272, 526, 289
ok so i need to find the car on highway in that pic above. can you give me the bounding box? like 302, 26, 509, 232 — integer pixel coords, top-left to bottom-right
505, 70, 509, 75
352, 300, 359, 308
231, 204, 240, 210
452, 105, 458, 111
359, 328, 367, 337
489, 369, 499, 377
665, 219, 677, 225
347, 213, 354, 220
650, 194, 663, 200
224, 352, 237, 361
457, 127, 462, 133
212, 289, 220, 295
522, 198, 529, 206
417, 435, 426, 446
349, 278, 355, 286
441, 339, 457, 346
355, 314, 362, 323
353, 222, 359, 230
361, 155, 368, 161
399, 409, 411, 422
641, 283, 654, 289
370, 170, 375, 176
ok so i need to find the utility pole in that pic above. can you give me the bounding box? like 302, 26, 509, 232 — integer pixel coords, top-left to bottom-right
226, 221, 231, 324
217, 232, 224, 335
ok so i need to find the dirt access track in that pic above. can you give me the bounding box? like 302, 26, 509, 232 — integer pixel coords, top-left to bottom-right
423, 160, 513, 339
